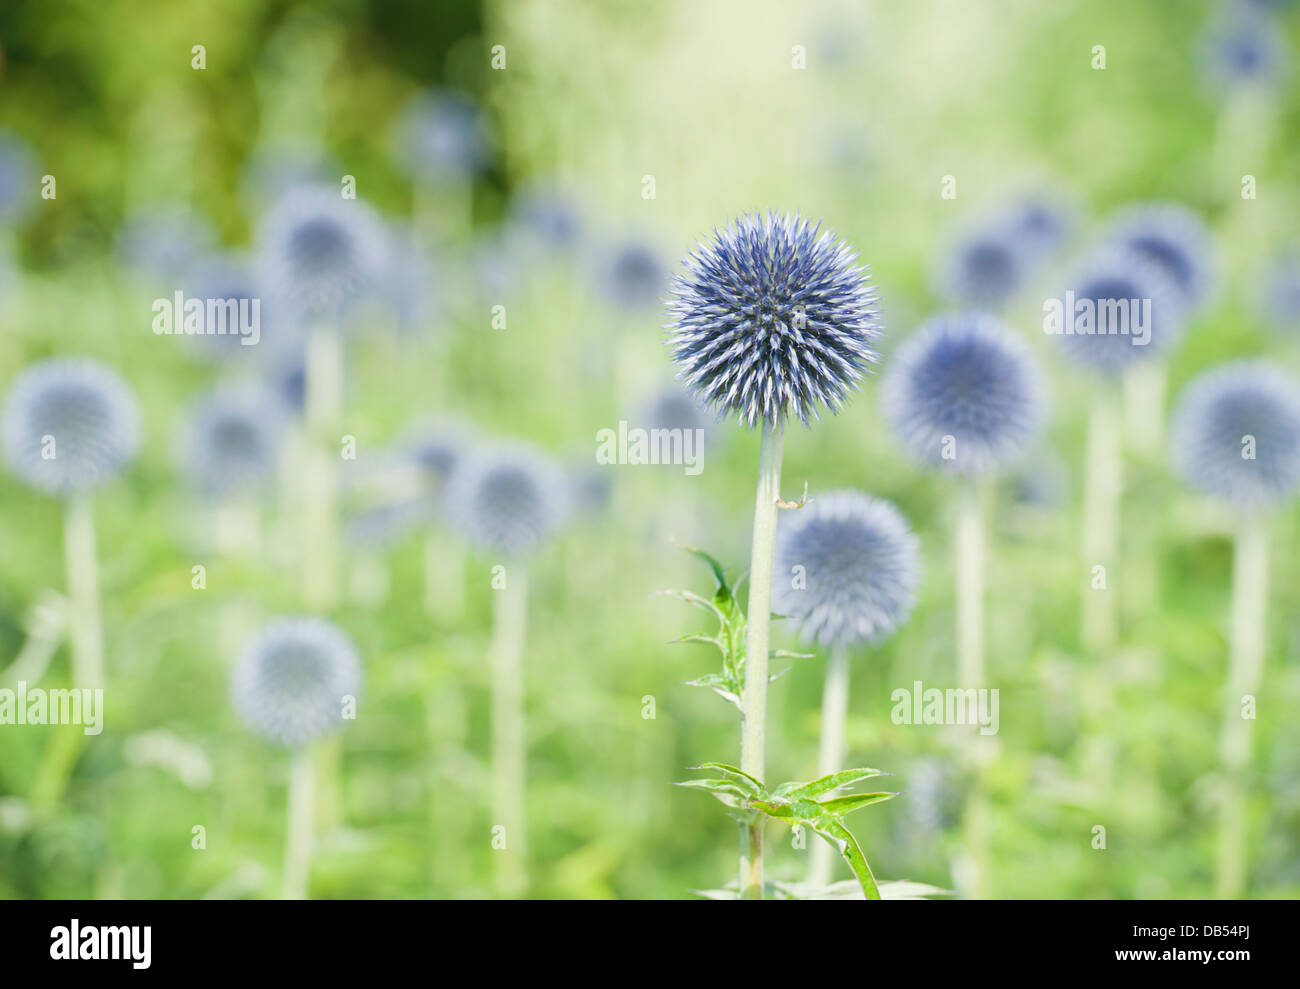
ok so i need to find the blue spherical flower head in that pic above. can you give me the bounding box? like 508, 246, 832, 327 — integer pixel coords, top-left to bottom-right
1259, 246, 1300, 330
1170, 362, 1300, 506
403, 414, 475, 488
231, 618, 361, 748
258, 184, 389, 327
668, 211, 880, 429
935, 223, 1027, 309
884, 313, 1046, 476
0, 131, 37, 225
181, 253, 268, 361
1202, 5, 1290, 89
511, 183, 583, 251
600, 240, 667, 312
1107, 202, 1216, 312
1052, 247, 1183, 376
772, 490, 921, 649
446, 442, 571, 557
393, 89, 492, 180
1005, 193, 1075, 260
180, 389, 284, 496
639, 384, 715, 436
117, 205, 216, 287
3, 359, 141, 496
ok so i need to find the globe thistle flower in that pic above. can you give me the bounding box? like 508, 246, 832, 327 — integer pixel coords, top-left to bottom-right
668, 211, 880, 429
639, 384, 715, 437
231, 618, 362, 748
883, 313, 1046, 475
181, 253, 270, 361
392, 89, 492, 180
257, 184, 389, 327
445, 442, 570, 557
117, 205, 215, 287
1258, 246, 1300, 330
0, 131, 37, 225
1106, 202, 1217, 312
381, 227, 440, 335
403, 415, 474, 488
1201, 5, 1290, 89
599, 239, 667, 311
1170, 361, 1300, 506
1050, 247, 1183, 376
510, 183, 583, 251
1005, 194, 1075, 261
772, 490, 921, 648
179, 389, 285, 496
3, 359, 141, 496
934, 223, 1028, 309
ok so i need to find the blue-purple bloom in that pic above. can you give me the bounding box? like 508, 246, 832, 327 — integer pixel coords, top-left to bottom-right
3, 359, 141, 495
772, 490, 921, 648
180, 389, 284, 496
393, 89, 492, 180
0, 131, 37, 225
1170, 362, 1300, 506
445, 442, 570, 557
1258, 246, 1300, 330
403, 415, 475, 488
182, 253, 268, 361
1202, 4, 1290, 89
935, 224, 1028, 309
231, 618, 362, 748
668, 211, 880, 429
599, 239, 667, 311
1106, 202, 1216, 312
884, 313, 1046, 475
510, 183, 583, 251
117, 205, 216, 287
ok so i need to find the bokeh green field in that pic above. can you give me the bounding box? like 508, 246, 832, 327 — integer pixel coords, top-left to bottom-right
1, 0, 1298, 899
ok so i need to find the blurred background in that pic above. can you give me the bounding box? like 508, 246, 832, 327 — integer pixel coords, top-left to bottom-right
1, 0, 1298, 899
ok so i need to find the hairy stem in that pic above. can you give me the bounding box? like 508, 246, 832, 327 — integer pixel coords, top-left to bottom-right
1216, 514, 1268, 898
808, 642, 850, 888
283, 746, 315, 900
739, 424, 784, 900
492, 561, 529, 896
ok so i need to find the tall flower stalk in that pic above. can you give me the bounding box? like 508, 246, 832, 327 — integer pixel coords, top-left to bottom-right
1169, 362, 1300, 897
668, 211, 881, 898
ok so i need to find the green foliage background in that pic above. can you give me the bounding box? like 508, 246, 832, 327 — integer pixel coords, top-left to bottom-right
0, 0, 1298, 899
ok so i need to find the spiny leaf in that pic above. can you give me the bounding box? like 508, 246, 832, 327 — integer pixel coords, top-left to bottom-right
682, 545, 729, 595
810, 818, 881, 900
777, 767, 892, 799
817, 791, 897, 816
656, 588, 725, 622
694, 762, 763, 792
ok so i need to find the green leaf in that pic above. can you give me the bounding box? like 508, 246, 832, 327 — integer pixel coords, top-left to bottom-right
817, 791, 897, 816
672, 779, 750, 809
682, 545, 729, 595
684, 673, 742, 709
750, 799, 795, 819
657, 589, 725, 623
694, 762, 763, 793
809, 818, 881, 900
777, 767, 891, 799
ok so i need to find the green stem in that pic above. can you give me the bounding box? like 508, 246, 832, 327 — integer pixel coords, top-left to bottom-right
283, 745, 315, 900
64, 495, 103, 690
303, 327, 342, 611
955, 478, 984, 689
1216, 514, 1268, 898
491, 561, 529, 896
739, 424, 784, 900
1081, 389, 1121, 654
808, 642, 850, 888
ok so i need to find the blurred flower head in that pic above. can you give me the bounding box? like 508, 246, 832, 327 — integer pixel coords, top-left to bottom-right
445, 441, 570, 557
0, 131, 38, 225
3, 359, 141, 496
182, 253, 270, 362
935, 223, 1027, 309
402, 414, 475, 488
1258, 246, 1300, 330
1201, 4, 1290, 90
393, 88, 492, 180
1170, 361, 1300, 506
884, 312, 1046, 475
231, 618, 362, 748
668, 211, 880, 429
240, 141, 339, 210
598, 239, 667, 311
1106, 202, 1216, 312
638, 384, 715, 437
772, 490, 921, 649
179, 388, 284, 497
1051, 247, 1183, 375
258, 184, 389, 327
381, 226, 440, 335
510, 183, 583, 251
117, 205, 216, 287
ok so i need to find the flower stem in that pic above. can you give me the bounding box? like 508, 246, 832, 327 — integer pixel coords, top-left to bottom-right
955, 478, 984, 690
63, 494, 103, 690
739, 423, 784, 900
1081, 390, 1121, 654
283, 745, 315, 900
492, 561, 529, 896
808, 641, 850, 888
1216, 513, 1268, 898
303, 326, 342, 611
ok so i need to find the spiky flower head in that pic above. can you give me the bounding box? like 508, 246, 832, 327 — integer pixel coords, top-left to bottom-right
3, 359, 141, 496
772, 490, 921, 649
181, 253, 268, 362
393, 88, 492, 180
0, 131, 37, 225
1050, 247, 1183, 376
1201, 4, 1290, 89
599, 239, 667, 311
510, 183, 583, 250
668, 211, 880, 429
1170, 361, 1300, 506
935, 223, 1027, 310
1106, 202, 1216, 312
445, 441, 570, 557
179, 389, 284, 496
1005, 193, 1075, 260
402, 414, 475, 488
258, 184, 388, 327
884, 313, 1046, 475
231, 618, 361, 748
